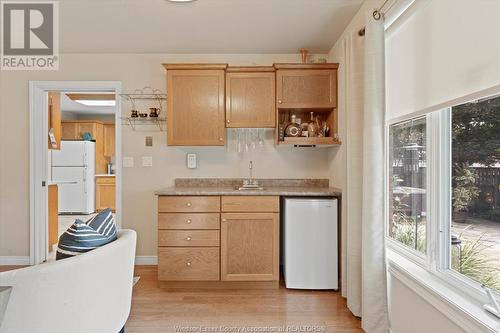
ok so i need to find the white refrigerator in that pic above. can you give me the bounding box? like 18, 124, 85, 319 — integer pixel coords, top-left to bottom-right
52, 141, 96, 214
283, 198, 338, 290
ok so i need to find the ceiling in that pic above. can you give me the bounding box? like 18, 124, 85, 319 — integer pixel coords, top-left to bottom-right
61, 93, 116, 116
58, 0, 363, 54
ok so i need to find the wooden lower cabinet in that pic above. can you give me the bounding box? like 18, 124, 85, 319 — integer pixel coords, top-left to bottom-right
158, 247, 219, 281
157, 195, 280, 288
95, 176, 115, 211
221, 213, 279, 281
48, 184, 59, 251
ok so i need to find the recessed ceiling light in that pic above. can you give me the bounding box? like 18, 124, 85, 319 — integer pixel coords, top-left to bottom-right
75, 100, 116, 107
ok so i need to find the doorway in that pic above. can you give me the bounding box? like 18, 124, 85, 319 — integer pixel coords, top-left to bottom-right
29, 81, 122, 265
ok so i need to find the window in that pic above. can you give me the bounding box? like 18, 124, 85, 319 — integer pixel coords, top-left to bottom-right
387, 92, 500, 306
450, 96, 500, 292
389, 118, 427, 254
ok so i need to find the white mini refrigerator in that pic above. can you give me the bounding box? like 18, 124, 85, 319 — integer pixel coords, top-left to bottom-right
51, 141, 96, 214
283, 198, 338, 290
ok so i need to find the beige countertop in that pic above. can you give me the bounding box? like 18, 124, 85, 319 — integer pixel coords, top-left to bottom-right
154, 178, 341, 197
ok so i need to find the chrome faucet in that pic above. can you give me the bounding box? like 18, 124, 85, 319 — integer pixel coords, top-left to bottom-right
240, 160, 262, 189
248, 160, 254, 185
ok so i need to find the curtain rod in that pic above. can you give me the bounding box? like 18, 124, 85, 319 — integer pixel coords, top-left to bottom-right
358, 0, 396, 36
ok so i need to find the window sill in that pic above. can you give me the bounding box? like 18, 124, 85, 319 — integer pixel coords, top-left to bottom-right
387, 250, 500, 333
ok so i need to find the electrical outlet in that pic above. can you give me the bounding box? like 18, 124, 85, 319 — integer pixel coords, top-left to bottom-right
142, 156, 153, 167
187, 153, 197, 169
145, 136, 153, 147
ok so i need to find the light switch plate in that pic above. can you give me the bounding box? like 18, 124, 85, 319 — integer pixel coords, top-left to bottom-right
123, 157, 134, 168
187, 153, 197, 169
142, 156, 153, 167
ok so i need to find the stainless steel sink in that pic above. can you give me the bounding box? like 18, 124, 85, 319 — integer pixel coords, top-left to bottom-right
235, 185, 265, 191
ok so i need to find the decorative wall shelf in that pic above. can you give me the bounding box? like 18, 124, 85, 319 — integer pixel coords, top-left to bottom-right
120, 87, 167, 131
121, 117, 166, 131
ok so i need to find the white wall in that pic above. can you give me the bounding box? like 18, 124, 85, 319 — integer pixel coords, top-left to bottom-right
388, 274, 466, 333
386, 0, 500, 120
0, 53, 333, 257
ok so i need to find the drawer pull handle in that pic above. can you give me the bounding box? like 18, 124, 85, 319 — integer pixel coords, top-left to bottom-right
186, 219, 192, 224
186, 262, 191, 267
186, 236, 192, 241
186, 202, 192, 207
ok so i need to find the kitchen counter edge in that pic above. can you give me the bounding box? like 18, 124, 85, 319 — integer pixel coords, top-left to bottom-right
154, 187, 342, 197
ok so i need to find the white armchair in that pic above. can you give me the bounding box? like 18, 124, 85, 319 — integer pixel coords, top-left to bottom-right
0, 229, 136, 333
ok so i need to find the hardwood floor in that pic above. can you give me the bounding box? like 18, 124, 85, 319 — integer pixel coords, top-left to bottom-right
126, 266, 362, 333
0, 265, 362, 332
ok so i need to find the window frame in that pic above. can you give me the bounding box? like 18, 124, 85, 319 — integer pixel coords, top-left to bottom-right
386, 102, 500, 307
386, 115, 429, 266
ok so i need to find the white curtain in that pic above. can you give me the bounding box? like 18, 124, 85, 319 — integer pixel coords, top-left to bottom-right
342, 10, 389, 333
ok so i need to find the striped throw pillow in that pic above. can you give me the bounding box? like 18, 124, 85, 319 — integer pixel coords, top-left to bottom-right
56, 209, 118, 260
86, 208, 117, 240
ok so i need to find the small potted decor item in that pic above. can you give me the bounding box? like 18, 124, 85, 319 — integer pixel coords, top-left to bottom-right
149, 107, 160, 118
130, 110, 139, 118
299, 48, 309, 63
139, 112, 148, 118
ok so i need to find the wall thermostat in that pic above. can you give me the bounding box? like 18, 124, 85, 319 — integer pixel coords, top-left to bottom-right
187, 153, 197, 169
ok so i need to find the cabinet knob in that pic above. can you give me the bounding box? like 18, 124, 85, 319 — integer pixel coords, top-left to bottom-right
186, 236, 192, 241
186, 262, 191, 267
186, 202, 192, 207
219, 137, 223, 141
278, 100, 282, 104
222, 218, 227, 222
226, 119, 230, 123
186, 219, 192, 224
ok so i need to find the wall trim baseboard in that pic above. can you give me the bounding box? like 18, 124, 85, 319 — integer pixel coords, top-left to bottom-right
135, 256, 158, 265
0, 256, 30, 265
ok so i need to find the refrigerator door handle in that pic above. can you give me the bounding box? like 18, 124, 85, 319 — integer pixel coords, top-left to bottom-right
83, 168, 87, 194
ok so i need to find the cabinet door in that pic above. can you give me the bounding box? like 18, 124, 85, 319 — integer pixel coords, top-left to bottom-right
276, 69, 337, 109
61, 122, 78, 140
77, 122, 97, 139
221, 213, 279, 281
225, 72, 275, 128
96, 181, 115, 211
103, 124, 115, 157
48, 92, 61, 150
167, 69, 225, 146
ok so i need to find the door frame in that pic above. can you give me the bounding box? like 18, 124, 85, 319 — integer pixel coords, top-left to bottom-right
29, 81, 122, 265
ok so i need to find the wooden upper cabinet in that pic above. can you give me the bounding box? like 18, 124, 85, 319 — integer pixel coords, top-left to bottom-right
165, 64, 227, 146
48, 92, 61, 150
225, 67, 275, 128
61, 122, 78, 140
275, 64, 338, 109
103, 124, 115, 157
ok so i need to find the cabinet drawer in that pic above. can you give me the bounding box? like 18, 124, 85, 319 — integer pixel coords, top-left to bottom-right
158, 230, 220, 247
158, 196, 220, 213
96, 176, 115, 184
221, 196, 279, 212
158, 213, 220, 230
158, 247, 220, 281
